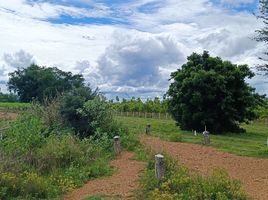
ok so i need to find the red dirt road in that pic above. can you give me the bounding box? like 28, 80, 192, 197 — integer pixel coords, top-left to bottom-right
141, 135, 268, 200
64, 152, 145, 200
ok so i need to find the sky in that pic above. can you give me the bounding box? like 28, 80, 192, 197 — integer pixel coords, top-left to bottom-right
0, 0, 266, 99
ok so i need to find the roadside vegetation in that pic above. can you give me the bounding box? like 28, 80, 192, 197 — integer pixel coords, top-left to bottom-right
137, 154, 248, 200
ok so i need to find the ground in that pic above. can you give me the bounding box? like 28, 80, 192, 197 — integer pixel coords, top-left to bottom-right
64, 152, 145, 200
141, 135, 268, 200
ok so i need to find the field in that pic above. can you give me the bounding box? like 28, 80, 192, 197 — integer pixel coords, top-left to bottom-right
0, 105, 267, 199
0, 102, 30, 112
116, 116, 268, 158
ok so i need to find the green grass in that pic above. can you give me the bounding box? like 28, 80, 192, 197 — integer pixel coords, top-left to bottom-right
116, 116, 268, 158
0, 102, 30, 112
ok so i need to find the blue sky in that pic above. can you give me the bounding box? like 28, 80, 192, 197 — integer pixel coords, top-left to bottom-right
0, 0, 266, 99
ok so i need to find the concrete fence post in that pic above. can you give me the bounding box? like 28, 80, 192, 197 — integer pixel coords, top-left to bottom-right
203, 126, 210, 145
155, 154, 165, 181
113, 136, 121, 156
145, 124, 151, 135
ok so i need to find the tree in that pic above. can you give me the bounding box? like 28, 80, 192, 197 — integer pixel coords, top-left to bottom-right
255, 0, 268, 72
167, 51, 264, 133
8, 64, 84, 102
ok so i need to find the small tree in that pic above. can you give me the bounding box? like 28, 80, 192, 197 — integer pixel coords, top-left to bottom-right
167, 51, 264, 133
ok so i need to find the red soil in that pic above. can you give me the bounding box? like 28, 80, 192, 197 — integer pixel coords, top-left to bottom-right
64, 152, 145, 200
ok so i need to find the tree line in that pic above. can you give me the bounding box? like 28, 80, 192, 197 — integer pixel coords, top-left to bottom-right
111, 97, 168, 113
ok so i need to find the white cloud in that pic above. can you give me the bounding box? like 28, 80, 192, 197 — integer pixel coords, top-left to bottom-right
0, 0, 266, 97
96, 31, 185, 91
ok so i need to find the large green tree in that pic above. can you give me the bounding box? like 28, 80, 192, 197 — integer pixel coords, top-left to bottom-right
167, 51, 263, 133
8, 64, 84, 102
255, 0, 268, 72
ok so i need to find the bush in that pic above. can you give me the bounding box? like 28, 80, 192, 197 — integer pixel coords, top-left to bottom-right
59, 86, 97, 138
2, 113, 46, 156
78, 96, 114, 136
37, 135, 83, 173
0, 110, 114, 199
138, 155, 248, 200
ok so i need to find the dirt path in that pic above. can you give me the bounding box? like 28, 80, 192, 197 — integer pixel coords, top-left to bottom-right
141, 135, 268, 200
64, 152, 145, 200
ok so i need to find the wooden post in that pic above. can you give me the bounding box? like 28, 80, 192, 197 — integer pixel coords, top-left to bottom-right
165, 113, 168, 119
145, 124, 151, 135
113, 136, 121, 156
155, 154, 165, 181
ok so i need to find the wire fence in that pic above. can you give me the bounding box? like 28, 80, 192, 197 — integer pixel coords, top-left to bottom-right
114, 111, 173, 120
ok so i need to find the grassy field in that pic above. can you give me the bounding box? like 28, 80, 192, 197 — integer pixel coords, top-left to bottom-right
116, 116, 268, 158
0, 102, 30, 112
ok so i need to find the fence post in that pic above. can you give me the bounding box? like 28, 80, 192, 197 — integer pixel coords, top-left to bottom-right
155, 154, 165, 181
203, 126, 210, 145
113, 136, 121, 156
145, 124, 151, 135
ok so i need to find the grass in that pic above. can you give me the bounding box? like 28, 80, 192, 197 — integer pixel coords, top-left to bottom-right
116, 116, 268, 158
137, 153, 248, 200
0, 102, 30, 112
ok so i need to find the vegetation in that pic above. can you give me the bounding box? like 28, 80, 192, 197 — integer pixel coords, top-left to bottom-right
0, 92, 19, 102
112, 97, 168, 113
0, 101, 117, 199
255, 0, 268, 72
137, 155, 248, 200
116, 116, 268, 158
8, 64, 85, 102
167, 51, 263, 133
0, 102, 30, 112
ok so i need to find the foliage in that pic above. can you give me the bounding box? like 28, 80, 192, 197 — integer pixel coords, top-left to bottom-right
59, 86, 97, 138
0, 92, 18, 102
255, 98, 268, 118
8, 64, 84, 102
112, 97, 168, 113
78, 96, 114, 137
167, 51, 264, 133
0, 102, 30, 112
255, 0, 268, 72
0, 110, 114, 199
137, 155, 248, 200
59, 87, 121, 138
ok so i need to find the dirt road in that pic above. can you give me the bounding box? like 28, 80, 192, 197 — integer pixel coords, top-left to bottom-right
64, 152, 145, 200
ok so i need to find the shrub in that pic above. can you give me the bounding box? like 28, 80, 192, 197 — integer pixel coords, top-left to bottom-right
78, 96, 114, 136
59, 86, 97, 137
2, 113, 46, 156
37, 134, 83, 173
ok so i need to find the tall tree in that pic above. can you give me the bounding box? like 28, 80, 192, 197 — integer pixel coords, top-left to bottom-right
255, 0, 268, 72
8, 64, 84, 102
167, 51, 264, 133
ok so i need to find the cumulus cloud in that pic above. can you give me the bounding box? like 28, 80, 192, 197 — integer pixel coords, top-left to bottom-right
96, 31, 185, 92
2, 49, 34, 69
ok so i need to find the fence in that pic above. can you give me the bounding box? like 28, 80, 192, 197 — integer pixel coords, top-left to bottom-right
114, 111, 173, 120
